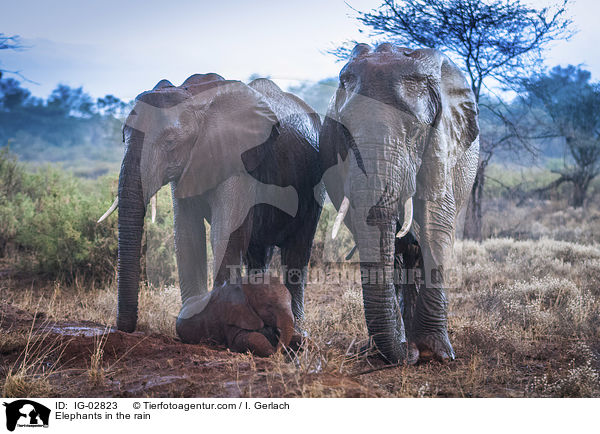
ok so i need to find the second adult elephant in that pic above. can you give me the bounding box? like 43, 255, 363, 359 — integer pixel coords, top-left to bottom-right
320, 43, 479, 364
101, 74, 323, 346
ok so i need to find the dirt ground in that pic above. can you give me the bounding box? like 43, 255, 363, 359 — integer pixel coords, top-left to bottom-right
1, 237, 599, 398
0, 300, 376, 398
0, 299, 524, 398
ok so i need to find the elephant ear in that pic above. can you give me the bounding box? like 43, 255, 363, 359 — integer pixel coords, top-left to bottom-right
174, 81, 279, 199
319, 113, 351, 174
439, 56, 479, 153
417, 53, 479, 201
318, 97, 360, 210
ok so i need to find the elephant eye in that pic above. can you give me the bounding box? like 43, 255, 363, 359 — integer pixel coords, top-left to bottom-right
162, 130, 179, 148
164, 132, 175, 141
394, 77, 438, 124
340, 72, 356, 89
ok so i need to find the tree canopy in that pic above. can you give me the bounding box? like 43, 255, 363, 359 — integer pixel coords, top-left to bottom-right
0, 33, 25, 81
331, 0, 573, 239
287, 78, 338, 117
524, 65, 600, 206
0, 78, 129, 176
335, 0, 573, 101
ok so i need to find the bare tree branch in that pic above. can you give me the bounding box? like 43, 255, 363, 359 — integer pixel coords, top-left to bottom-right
328, 0, 575, 239
0, 34, 23, 51
0, 33, 34, 82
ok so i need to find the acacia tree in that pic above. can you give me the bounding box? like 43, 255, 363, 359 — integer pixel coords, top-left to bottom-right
332, 0, 573, 240
0, 33, 23, 80
524, 66, 600, 207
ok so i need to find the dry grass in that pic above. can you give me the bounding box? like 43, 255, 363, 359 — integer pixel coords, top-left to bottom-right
87, 326, 110, 386
1, 197, 599, 397
0, 279, 180, 337
0, 329, 31, 354
483, 198, 600, 244
2, 313, 63, 398
1, 236, 598, 397
446, 238, 600, 397
0, 279, 181, 396
3, 372, 52, 398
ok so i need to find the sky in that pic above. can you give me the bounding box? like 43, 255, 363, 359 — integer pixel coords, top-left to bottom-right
1, 0, 598, 101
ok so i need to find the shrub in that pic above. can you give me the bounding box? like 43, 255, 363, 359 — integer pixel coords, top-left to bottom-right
0, 150, 175, 283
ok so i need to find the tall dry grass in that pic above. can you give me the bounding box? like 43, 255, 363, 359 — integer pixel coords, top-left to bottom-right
1, 195, 599, 397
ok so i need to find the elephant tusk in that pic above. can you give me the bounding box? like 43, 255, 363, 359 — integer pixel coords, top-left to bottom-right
97, 197, 118, 223
331, 196, 350, 240
345, 244, 358, 260
396, 197, 413, 238
150, 194, 157, 223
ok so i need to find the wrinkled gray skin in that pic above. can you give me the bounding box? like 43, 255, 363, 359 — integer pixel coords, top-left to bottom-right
320, 43, 479, 363
116, 73, 323, 337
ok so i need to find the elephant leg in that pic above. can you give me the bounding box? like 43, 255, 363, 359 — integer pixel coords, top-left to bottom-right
280, 240, 311, 352
413, 196, 456, 362
172, 184, 208, 303
280, 206, 320, 324
280, 243, 309, 325
394, 234, 422, 342
245, 243, 274, 274
213, 215, 253, 287
206, 175, 257, 287
391, 235, 421, 365
281, 193, 322, 325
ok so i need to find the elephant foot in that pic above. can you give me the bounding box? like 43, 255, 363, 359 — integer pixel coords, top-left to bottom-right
287, 333, 303, 352
406, 342, 420, 365
257, 325, 281, 348
414, 332, 455, 362
359, 339, 419, 365
116, 315, 138, 334
230, 329, 278, 357
287, 324, 309, 352
379, 341, 419, 365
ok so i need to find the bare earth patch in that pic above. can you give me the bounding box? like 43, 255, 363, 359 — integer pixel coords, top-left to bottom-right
0, 302, 372, 398
1, 237, 599, 397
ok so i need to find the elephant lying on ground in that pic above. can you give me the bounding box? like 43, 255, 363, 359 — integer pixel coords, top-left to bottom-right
100, 73, 323, 353
320, 43, 479, 364
176, 277, 294, 356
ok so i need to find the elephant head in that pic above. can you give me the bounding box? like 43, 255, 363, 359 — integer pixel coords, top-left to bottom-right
113, 73, 279, 332
320, 43, 478, 363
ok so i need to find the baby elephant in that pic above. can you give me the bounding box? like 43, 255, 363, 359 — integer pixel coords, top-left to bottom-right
176, 278, 294, 357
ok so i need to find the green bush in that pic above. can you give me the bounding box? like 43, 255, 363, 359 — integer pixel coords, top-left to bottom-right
0, 149, 176, 283
0, 148, 35, 256
11, 160, 119, 279
144, 186, 177, 286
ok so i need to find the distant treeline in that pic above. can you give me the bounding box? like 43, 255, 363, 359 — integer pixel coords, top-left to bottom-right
0, 69, 593, 181
0, 79, 128, 177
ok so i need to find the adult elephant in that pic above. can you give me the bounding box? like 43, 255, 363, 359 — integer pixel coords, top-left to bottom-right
320, 43, 479, 364
100, 73, 323, 344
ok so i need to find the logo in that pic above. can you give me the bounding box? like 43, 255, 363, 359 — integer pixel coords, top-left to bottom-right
3, 400, 50, 432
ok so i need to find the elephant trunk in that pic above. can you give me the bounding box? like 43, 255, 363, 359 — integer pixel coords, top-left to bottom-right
344, 136, 414, 363
275, 312, 294, 351
117, 130, 146, 332
358, 219, 406, 363
349, 180, 408, 362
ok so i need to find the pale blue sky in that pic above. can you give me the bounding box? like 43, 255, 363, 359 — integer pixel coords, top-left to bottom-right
1, 0, 598, 100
